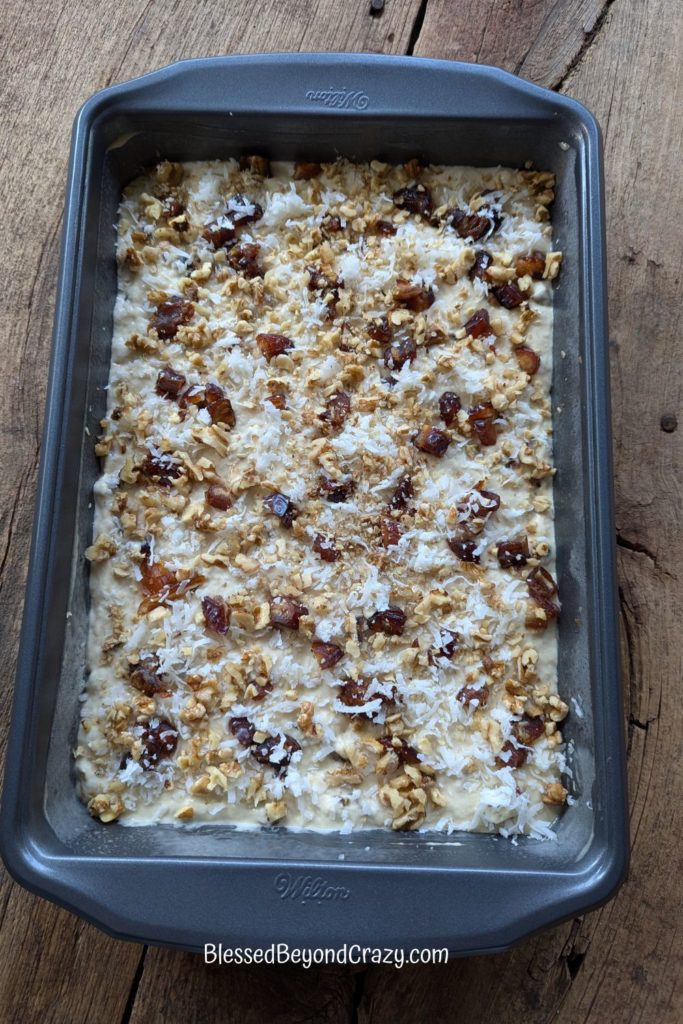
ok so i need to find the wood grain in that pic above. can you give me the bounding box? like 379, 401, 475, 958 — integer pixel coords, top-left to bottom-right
1, 0, 681, 1022
128, 951, 357, 1024
414, 0, 613, 88
0, 4, 421, 1022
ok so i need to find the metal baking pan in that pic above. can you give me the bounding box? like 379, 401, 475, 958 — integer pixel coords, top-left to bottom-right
0, 53, 628, 955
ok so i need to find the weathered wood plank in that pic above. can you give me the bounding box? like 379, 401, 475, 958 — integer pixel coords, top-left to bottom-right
549, 0, 683, 1014
1, 0, 682, 1021
0, 3, 421, 1022
359, 1, 683, 1022
413, 0, 611, 88
0, 887, 143, 1023
128, 952, 356, 1024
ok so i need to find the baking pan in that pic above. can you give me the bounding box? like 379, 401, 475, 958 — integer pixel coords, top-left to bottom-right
0, 53, 628, 955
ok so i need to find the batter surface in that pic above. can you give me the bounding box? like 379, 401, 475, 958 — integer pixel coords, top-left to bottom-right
76, 156, 568, 836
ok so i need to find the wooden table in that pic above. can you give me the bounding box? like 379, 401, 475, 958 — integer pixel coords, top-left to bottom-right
1, 1, 680, 1020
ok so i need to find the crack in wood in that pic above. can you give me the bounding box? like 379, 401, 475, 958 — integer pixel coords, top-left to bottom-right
0, 481, 24, 584
120, 947, 147, 1024
406, 0, 428, 55
618, 583, 637, 757
616, 532, 657, 564
560, 918, 590, 984
554, 0, 621, 90
616, 532, 675, 578
628, 716, 656, 732
351, 969, 367, 1022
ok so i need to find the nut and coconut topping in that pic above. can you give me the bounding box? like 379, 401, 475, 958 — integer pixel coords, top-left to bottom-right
78, 157, 565, 836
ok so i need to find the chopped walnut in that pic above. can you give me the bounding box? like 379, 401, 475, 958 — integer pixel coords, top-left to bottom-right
85, 534, 117, 562
88, 793, 124, 823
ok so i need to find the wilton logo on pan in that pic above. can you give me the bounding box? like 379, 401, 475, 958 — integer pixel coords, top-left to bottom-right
305, 86, 370, 110
275, 873, 351, 904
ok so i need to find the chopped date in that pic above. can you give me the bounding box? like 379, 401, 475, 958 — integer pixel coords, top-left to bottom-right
393, 184, 433, 218
447, 537, 480, 563
140, 718, 178, 770
263, 491, 298, 528
139, 451, 183, 487
251, 733, 301, 775
128, 656, 171, 698
312, 640, 344, 669
139, 544, 177, 596
448, 208, 493, 241
227, 242, 264, 278
457, 684, 490, 708
468, 403, 498, 446
433, 628, 459, 660
248, 681, 273, 702
312, 534, 340, 562
388, 474, 414, 510
337, 679, 371, 709
492, 282, 525, 309
180, 383, 206, 409
527, 565, 559, 623
138, 545, 205, 613
150, 296, 194, 339
337, 677, 396, 718
383, 335, 417, 371
269, 595, 308, 630
226, 193, 263, 226
204, 382, 236, 428
380, 514, 401, 548
394, 279, 435, 312
267, 389, 288, 410
138, 569, 202, 614
515, 251, 546, 279
515, 345, 541, 376
201, 595, 231, 635
423, 325, 448, 346
230, 716, 256, 747
468, 487, 501, 520
319, 390, 351, 430
439, 391, 461, 427
368, 315, 393, 345
367, 607, 407, 636
205, 482, 232, 510
239, 154, 271, 176
162, 196, 185, 219
497, 538, 529, 568
156, 366, 187, 400
318, 474, 355, 503
257, 333, 294, 361
527, 565, 558, 601
202, 223, 235, 249
379, 736, 419, 765
293, 161, 322, 180
464, 308, 491, 339
512, 713, 546, 745
413, 424, 451, 457
374, 219, 397, 236
307, 265, 343, 293
495, 740, 528, 769
321, 214, 343, 236
470, 250, 493, 282
455, 487, 500, 536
